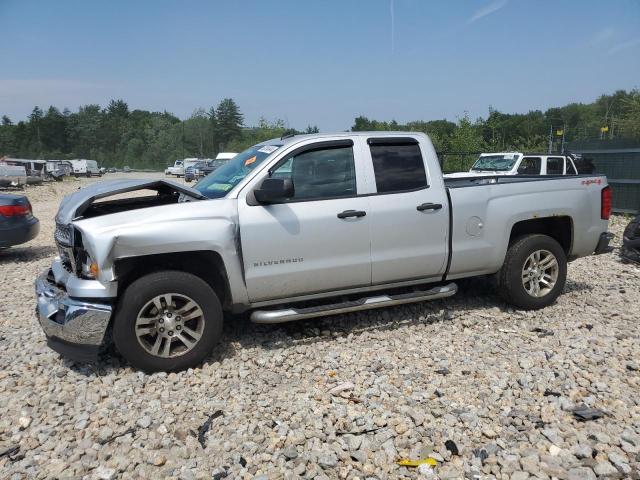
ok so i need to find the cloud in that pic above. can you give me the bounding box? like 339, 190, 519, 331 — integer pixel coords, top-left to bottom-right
591, 27, 615, 46
467, 0, 508, 25
608, 38, 640, 54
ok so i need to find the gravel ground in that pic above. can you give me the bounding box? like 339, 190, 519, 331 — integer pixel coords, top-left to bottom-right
0, 174, 639, 480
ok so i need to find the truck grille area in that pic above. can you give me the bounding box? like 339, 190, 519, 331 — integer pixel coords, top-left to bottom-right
54, 222, 72, 246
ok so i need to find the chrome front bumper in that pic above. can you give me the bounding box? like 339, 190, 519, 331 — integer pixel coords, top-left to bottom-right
35, 270, 113, 361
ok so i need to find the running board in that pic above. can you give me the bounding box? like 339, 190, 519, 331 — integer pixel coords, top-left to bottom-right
250, 282, 457, 324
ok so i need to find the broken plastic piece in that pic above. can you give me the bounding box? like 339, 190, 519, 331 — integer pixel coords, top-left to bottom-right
396, 457, 437, 467
198, 410, 223, 448
572, 405, 605, 421
328, 382, 354, 395
445, 439, 459, 456
531, 327, 554, 337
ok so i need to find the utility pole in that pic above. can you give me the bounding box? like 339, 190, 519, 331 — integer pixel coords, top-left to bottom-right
610, 115, 615, 139
561, 123, 566, 153
548, 124, 553, 154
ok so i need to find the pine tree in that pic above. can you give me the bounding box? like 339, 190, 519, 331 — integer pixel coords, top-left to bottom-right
215, 98, 243, 149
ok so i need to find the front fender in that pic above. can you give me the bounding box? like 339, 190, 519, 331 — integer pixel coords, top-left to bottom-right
73, 199, 249, 306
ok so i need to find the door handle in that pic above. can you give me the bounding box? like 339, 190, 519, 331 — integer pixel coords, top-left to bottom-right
417, 203, 443, 212
337, 210, 367, 219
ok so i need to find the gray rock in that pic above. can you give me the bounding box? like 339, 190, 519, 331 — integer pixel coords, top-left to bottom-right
572, 444, 593, 459
137, 416, 152, 429
568, 467, 596, 480
282, 446, 298, 460
593, 461, 619, 477
94, 466, 117, 480
317, 452, 338, 469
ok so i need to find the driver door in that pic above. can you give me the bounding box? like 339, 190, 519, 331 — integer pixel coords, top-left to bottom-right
238, 139, 372, 302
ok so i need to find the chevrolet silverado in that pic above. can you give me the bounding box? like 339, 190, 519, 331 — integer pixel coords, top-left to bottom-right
35, 132, 613, 371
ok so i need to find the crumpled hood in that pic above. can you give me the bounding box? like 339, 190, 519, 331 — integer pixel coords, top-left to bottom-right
56, 178, 206, 224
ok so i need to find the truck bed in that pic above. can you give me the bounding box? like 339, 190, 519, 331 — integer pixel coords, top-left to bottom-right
444, 173, 598, 189
444, 173, 608, 280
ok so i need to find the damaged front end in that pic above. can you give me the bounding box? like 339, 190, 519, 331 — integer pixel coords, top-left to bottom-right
54, 179, 205, 279
37, 179, 207, 361
56, 178, 206, 224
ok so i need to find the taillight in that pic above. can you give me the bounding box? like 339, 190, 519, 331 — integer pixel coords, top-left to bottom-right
601, 185, 612, 220
0, 203, 31, 217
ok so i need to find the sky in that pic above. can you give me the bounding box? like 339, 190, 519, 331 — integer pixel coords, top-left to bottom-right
1, 0, 639, 130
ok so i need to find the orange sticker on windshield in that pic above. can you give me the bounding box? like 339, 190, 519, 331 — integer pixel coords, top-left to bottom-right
245, 156, 257, 166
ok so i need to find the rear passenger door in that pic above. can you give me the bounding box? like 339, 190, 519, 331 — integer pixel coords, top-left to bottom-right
365, 137, 448, 285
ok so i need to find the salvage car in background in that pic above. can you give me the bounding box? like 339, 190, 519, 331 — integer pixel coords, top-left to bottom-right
2, 158, 47, 184
0, 165, 27, 188
0, 194, 39, 248
35, 132, 613, 372
199, 157, 234, 177
184, 161, 206, 182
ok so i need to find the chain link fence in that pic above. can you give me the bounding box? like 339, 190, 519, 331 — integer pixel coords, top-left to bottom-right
568, 140, 640, 214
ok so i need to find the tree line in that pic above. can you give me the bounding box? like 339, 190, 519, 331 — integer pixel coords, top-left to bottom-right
351, 89, 640, 154
0, 89, 638, 170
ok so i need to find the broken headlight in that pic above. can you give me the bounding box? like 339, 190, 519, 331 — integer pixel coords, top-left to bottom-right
79, 251, 99, 279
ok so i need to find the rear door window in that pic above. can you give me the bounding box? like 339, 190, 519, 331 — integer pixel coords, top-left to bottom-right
547, 157, 564, 175
368, 140, 427, 193
517, 157, 542, 175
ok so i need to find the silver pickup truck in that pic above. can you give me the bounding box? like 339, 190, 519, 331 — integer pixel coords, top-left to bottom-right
35, 132, 613, 372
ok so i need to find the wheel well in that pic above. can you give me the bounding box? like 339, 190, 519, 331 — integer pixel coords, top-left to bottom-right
114, 251, 231, 309
509, 216, 573, 254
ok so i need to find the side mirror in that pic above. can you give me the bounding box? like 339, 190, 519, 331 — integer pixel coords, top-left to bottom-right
254, 177, 294, 204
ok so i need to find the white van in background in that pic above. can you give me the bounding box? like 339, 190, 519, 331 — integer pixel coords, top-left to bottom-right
70, 159, 101, 177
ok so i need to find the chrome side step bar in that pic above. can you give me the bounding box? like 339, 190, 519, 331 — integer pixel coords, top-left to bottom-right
250, 282, 457, 324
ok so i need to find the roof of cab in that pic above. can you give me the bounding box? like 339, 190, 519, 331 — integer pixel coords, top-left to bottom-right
257, 131, 428, 148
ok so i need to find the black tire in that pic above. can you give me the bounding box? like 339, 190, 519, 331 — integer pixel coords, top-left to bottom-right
497, 234, 567, 310
113, 270, 223, 372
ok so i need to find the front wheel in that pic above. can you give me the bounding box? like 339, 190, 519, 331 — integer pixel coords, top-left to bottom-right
497, 234, 567, 310
113, 271, 223, 372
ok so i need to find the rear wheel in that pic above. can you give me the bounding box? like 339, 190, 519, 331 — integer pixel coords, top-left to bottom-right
497, 234, 567, 310
113, 271, 223, 372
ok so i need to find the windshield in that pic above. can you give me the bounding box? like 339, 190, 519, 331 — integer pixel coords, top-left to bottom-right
471, 154, 519, 172
195, 144, 281, 199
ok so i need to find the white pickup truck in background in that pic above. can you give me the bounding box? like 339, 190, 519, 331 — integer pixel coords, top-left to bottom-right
36, 132, 613, 371
165, 158, 208, 178
445, 152, 580, 178
165, 159, 184, 177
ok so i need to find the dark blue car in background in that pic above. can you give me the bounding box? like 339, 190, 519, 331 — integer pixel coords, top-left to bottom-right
0, 194, 39, 248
